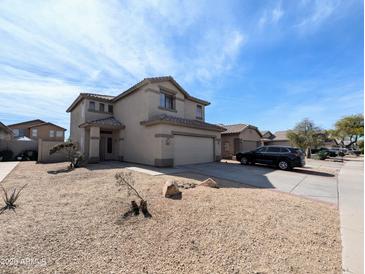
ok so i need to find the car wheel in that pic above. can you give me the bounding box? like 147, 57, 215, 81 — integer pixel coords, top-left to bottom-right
278, 160, 291, 171
240, 157, 249, 165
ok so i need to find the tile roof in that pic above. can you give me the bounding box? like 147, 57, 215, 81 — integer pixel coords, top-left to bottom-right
221, 124, 248, 134
79, 117, 125, 129
0, 122, 14, 135
7, 119, 45, 127
273, 130, 289, 140
141, 114, 226, 132
67, 76, 210, 112
80, 93, 115, 101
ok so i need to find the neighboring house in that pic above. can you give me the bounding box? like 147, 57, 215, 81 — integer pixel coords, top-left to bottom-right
0, 122, 14, 141
221, 124, 262, 158
265, 130, 291, 146
67, 76, 225, 167
261, 130, 275, 146
7, 119, 66, 141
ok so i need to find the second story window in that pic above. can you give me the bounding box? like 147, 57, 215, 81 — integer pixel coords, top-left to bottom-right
89, 101, 95, 111
49, 130, 55, 138
99, 103, 105, 112
56, 131, 63, 138
31, 128, 37, 137
160, 93, 174, 110
196, 105, 203, 119
13, 129, 19, 137
108, 105, 113, 113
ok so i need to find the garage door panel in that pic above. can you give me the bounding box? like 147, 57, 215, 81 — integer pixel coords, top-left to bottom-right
174, 135, 213, 166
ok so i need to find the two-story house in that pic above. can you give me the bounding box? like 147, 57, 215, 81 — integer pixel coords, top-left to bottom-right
66, 76, 225, 167
0, 122, 14, 141
7, 119, 66, 141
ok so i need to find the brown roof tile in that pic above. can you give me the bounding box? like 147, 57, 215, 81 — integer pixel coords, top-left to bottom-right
79, 117, 124, 129
141, 114, 226, 132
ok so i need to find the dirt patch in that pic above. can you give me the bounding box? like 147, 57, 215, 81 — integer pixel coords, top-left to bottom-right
0, 162, 341, 273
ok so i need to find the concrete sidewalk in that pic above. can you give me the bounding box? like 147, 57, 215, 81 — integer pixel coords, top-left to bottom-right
338, 160, 364, 274
0, 162, 19, 183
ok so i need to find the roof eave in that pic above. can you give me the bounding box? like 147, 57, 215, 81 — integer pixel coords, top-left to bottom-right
140, 119, 226, 132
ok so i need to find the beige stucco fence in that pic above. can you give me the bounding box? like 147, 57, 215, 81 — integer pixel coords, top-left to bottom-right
38, 139, 67, 163
0, 139, 38, 158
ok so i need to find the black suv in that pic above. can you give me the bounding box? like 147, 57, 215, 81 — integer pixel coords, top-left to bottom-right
236, 146, 305, 171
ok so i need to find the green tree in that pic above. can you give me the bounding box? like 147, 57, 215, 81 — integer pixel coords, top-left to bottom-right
332, 114, 364, 148
287, 118, 325, 158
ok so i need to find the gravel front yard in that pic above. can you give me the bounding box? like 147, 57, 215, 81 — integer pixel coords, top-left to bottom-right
0, 162, 341, 273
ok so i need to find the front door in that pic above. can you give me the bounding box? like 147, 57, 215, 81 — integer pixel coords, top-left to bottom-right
99, 133, 113, 161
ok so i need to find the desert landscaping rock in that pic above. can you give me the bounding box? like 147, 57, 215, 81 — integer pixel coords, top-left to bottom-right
0, 162, 341, 273
162, 180, 182, 199
198, 178, 219, 188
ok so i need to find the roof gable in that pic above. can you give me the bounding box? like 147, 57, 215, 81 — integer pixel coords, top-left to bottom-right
7, 119, 45, 127
222, 123, 262, 137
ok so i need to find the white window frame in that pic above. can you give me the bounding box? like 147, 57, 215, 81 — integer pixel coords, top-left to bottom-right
56, 131, 63, 137
31, 128, 37, 137
49, 130, 55, 138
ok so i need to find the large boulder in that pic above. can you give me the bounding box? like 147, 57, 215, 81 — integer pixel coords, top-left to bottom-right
198, 178, 219, 188
162, 180, 182, 199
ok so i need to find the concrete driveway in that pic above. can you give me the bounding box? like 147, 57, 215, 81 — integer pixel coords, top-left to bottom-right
0, 162, 19, 183
182, 159, 342, 205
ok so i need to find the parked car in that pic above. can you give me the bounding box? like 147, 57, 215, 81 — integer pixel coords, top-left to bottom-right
236, 146, 305, 171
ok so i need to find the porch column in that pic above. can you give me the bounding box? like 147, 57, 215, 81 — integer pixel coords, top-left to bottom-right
89, 126, 100, 163
118, 129, 125, 161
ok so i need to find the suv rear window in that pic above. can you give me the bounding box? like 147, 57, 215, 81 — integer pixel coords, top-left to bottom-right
280, 148, 290, 153
267, 147, 281, 152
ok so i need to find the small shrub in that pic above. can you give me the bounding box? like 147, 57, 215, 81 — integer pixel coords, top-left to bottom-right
115, 172, 152, 219
50, 142, 84, 169
313, 151, 328, 160
0, 150, 13, 161
0, 184, 27, 214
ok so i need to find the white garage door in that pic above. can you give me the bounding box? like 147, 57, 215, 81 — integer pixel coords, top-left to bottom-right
174, 135, 214, 166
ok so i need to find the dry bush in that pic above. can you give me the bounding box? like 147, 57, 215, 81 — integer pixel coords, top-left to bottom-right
115, 172, 152, 218
0, 184, 27, 214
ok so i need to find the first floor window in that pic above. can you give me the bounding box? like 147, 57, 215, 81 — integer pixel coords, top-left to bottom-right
160, 93, 174, 110
49, 130, 55, 137
108, 104, 113, 113
56, 131, 63, 137
31, 128, 37, 137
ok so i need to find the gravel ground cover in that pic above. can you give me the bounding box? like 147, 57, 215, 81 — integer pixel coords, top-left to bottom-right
0, 162, 341, 273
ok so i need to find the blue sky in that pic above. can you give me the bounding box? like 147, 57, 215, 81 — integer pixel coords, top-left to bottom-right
0, 0, 363, 135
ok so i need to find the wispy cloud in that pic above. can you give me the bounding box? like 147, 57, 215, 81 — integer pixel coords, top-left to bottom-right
258, 2, 284, 29
0, 0, 245, 130
294, 0, 341, 30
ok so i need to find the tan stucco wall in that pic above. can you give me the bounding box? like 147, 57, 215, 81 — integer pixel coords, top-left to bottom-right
69, 80, 217, 166
113, 87, 161, 166
221, 128, 262, 158
143, 82, 205, 121
0, 129, 12, 140
30, 124, 65, 141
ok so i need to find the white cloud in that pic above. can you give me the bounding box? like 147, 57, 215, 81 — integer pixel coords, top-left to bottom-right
295, 0, 340, 30
0, 0, 245, 131
258, 3, 284, 28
